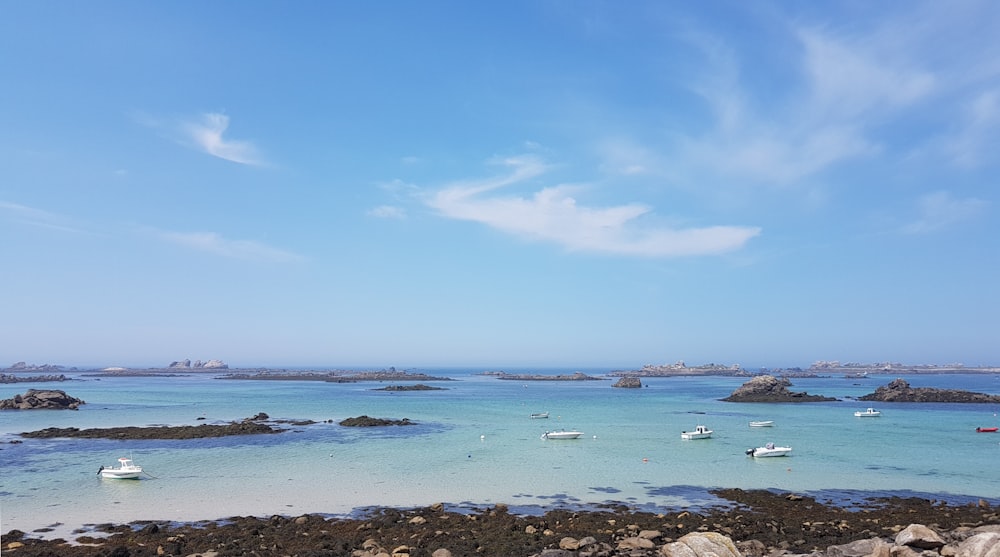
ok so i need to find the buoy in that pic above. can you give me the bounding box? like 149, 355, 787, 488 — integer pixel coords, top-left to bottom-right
642, 458, 649, 462
480, 435, 485, 440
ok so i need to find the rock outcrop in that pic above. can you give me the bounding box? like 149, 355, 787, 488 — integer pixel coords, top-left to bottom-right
19, 414, 289, 439
339, 415, 415, 427
613, 376, 642, 388
860, 378, 1000, 403
0, 389, 84, 410
722, 375, 838, 402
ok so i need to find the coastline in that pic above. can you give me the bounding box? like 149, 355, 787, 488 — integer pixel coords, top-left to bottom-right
3, 489, 999, 556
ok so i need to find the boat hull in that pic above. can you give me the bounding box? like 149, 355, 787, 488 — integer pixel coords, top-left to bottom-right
541, 431, 583, 440
746, 446, 792, 457
100, 469, 142, 479
976, 427, 998, 433
749, 421, 773, 427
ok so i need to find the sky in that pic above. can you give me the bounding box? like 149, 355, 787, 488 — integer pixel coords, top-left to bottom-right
1, 1, 998, 370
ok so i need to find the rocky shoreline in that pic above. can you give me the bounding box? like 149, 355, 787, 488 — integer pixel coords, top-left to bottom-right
3, 489, 998, 557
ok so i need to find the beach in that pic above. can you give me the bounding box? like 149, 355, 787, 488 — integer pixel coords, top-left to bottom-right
3, 489, 999, 556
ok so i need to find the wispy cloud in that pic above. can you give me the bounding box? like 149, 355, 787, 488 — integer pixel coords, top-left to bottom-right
945, 89, 1000, 168
673, 24, 937, 187
180, 113, 264, 166
0, 201, 95, 235
367, 205, 406, 219
901, 191, 988, 234
425, 155, 760, 257
158, 231, 303, 262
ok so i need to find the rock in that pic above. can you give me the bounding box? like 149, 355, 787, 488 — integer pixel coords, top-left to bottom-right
721, 375, 837, 402
431, 549, 453, 557
825, 537, 891, 557
660, 532, 741, 557
957, 532, 1000, 557
896, 524, 945, 549
168, 359, 191, 368
613, 376, 642, 388
558, 537, 579, 550
0, 389, 85, 410
860, 378, 1000, 403
617, 536, 654, 549
339, 415, 415, 427
202, 359, 228, 369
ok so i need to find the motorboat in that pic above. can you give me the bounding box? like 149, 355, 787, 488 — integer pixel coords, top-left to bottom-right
99, 457, 143, 479
530, 412, 549, 419
746, 443, 791, 457
854, 408, 881, 417
681, 425, 713, 440
976, 427, 998, 432
748, 420, 774, 427
541, 430, 583, 440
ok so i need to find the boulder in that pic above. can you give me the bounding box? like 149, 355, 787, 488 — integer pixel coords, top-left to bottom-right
896, 524, 945, 549
660, 532, 741, 557
957, 532, 1000, 557
0, 389, 84, 410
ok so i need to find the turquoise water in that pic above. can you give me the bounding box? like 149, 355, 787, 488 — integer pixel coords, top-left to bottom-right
2, 370, 1000, 539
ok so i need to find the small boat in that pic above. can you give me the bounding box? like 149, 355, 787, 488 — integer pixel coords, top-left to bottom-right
854, 408, 881, 417
541, 430, 583, 440
99, 457, 143, 479
976, 427, 998, 433
746, 443, 792, 458
748, 420, 774, 427
681, 425, 713, 440
530, 412, 549, 419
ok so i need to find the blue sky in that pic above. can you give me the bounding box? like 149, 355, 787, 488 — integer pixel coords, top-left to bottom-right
2, 1, 998, 369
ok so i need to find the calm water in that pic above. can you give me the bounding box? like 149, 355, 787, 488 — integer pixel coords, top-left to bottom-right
2, 370, 1000, 539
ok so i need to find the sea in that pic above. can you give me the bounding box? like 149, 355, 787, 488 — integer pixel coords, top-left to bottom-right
2, 369, 1000, 540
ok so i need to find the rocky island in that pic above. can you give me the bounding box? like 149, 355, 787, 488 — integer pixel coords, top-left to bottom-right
721, 375, 838, 402
18, 414, 298, 440
373, 384, 447, 391
0, 389, 84, 410
338, 415, 415, 427
484, 371, 605, 381
219, 368, 453, 383
859, 378, 1000, 403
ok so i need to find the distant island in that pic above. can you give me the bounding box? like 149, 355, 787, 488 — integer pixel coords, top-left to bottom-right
480, 371, 605, 381
609, 360, 1000, 377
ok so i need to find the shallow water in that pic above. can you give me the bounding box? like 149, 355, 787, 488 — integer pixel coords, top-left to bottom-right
2, 370, 999, 539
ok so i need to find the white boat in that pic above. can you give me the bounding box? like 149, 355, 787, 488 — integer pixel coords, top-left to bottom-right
749, 420, 774, 427
99, 457, 143, 479
681, 425, 713, 440
746, 443, 792, 457
541, 430, 583, 440
530, 412, 549, 419
854, 408, 881, 417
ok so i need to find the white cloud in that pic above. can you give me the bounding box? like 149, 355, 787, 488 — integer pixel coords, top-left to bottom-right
0, 201, 94, 235
945, 89, 1000, 168
368, 205, 406, 219
159, 231, 303, 262
181, 113, 263, 165
668, 23, 935, 187
425, 156, 760, 257
901, 190, 988, 234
